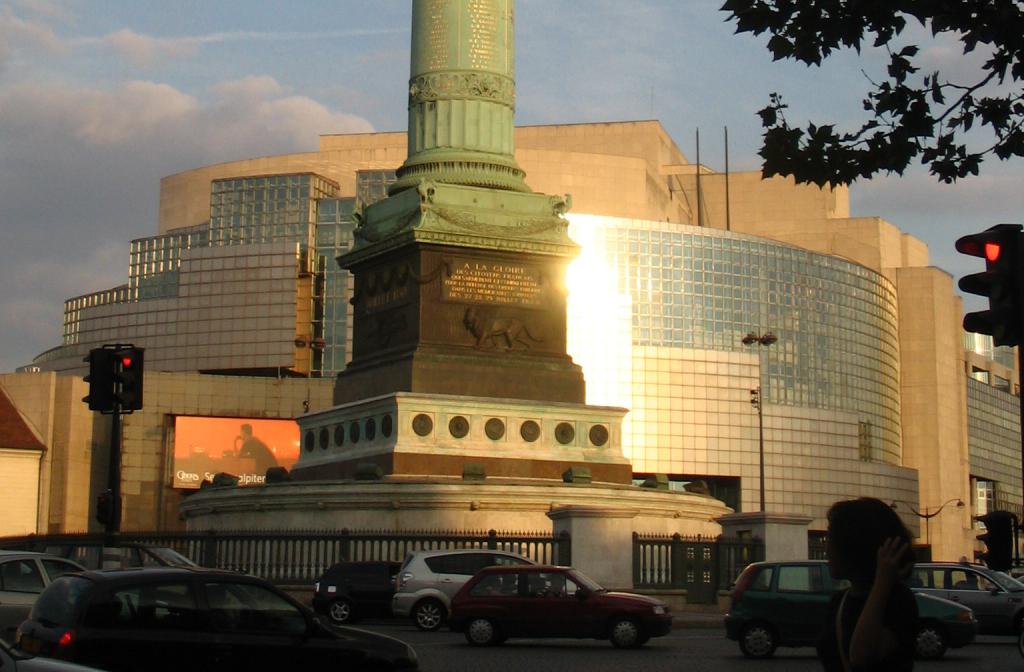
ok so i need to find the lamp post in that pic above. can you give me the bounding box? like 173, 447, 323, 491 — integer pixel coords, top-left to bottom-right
892, 498, 964, 548
742, 331, 777, 512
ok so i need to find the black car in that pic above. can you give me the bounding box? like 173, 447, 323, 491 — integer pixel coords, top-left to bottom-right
1, 637, 106, 671
15, 568, 417, 672
312, 561, 401, 624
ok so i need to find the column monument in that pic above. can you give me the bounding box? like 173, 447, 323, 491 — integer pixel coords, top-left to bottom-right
284, 0, 632, 483
182, 2, 731, 582
334, 0, 585, 407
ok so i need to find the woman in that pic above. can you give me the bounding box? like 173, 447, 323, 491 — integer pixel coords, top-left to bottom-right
817, 497, 918, 671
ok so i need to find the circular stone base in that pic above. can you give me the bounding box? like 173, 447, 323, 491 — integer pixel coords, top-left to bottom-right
180, 475, 731, 537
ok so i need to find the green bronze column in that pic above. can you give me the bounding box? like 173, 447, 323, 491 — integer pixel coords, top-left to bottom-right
334, 0, 584, 410
391, 0, 529, 194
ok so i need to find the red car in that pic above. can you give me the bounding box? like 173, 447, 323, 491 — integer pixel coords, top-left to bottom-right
448, 565, 672, 648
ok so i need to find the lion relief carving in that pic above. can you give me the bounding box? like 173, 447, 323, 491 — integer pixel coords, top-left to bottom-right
463, 307, 543, 351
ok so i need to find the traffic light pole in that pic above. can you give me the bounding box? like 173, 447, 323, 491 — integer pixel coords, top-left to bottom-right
105, 403, 122, 536
1019, 344, 1024, 567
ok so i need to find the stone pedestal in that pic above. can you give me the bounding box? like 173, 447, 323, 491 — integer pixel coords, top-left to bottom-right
548, 505, 637, 589
335, 182, 583, 406
716, 511, 813, 561
293, 392, 632, 483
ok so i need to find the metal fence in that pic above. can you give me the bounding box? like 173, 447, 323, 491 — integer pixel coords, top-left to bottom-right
0, 529, 570, 585
632, 533, 764, 603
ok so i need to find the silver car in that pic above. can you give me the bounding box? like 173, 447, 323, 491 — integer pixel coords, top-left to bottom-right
910, 562, 1024, 635
392, 549, 534, 631
0, 551, 84, 643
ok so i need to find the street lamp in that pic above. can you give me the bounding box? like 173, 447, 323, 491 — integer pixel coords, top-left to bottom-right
742, 331, 777, 512
891, 498, 964, 547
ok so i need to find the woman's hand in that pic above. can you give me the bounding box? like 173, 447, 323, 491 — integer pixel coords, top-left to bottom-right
875, 537, 912, 587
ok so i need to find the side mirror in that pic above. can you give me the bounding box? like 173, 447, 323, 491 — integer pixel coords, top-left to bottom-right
990, 587, 1001, 596
575, 588, 590, 600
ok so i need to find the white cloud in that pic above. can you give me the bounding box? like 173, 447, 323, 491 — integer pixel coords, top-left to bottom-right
212, 75, 284, 101
0, 7, 67, 56
67, 26, 407, 69
9, 0, 71, 20
0, 75, 374, 371
103, 28, 199, 67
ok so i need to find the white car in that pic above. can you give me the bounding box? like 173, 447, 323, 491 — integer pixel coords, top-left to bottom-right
392, 549, 534, 631
0, 551, 83, 643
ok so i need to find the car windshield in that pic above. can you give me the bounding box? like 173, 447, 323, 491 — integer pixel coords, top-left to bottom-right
989, 570, 1024, 592
143, 547, 198, 568
567, 569, 605, 592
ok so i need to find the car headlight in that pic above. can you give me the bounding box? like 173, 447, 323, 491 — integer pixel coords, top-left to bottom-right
956, 610, 975, 622
653, 605, 666, 615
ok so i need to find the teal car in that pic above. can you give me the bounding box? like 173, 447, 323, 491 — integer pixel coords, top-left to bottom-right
724, 560, 977, 660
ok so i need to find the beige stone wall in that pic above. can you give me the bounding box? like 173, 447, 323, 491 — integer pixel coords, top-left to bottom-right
158, 141, 406, 234
0, 373, 104, 533
896, 267, 973, 560
0, 448, 42, 535
119, 371, 333, 530
0, 371, 332, 532
673, 171, 847, 229
160, 122, 693, 235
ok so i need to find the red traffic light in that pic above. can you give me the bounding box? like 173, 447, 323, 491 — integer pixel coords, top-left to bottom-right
955, 224, 1022, 262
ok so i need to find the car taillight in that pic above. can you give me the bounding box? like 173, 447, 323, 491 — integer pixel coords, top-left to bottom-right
956, 609, 975, 622
59, 630, 75, 647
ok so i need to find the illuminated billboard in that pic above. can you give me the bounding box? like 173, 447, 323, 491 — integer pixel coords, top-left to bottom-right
173, 416, 300, 489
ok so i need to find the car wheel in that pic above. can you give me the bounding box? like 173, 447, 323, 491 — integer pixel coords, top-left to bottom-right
413, 599, 446, 632
914, 622, 947, 659
327, 598, 353, 625
465, 617, 501, 646
609, 617, 643, 649
738, 622, 777, 659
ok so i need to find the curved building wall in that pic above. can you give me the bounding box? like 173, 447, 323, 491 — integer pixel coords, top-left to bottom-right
566, 214, 915, 523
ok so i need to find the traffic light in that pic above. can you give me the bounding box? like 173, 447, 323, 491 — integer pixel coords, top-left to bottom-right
976, 510, 1015, 572
82, 348, 116, 412
956, 224, 1024, 346
95, 489, 116, 527
113, 347, 144, 411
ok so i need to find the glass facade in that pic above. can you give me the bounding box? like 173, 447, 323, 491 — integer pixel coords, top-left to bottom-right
356, 169, 397, 206
209, 174, 337, 254
567, 214, 902, 467
964, 332, 1016, 371
63, 173, 341, 378
128, 224, 209, 301
63, 285, 130, 345
316, 198, 358, 376
966, 377, 1022, 517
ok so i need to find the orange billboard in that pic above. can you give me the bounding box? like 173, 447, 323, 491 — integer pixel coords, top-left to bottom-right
173, 416, 300, 489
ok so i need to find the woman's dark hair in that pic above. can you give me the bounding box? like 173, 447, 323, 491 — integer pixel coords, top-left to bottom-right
827, 497, 913, 582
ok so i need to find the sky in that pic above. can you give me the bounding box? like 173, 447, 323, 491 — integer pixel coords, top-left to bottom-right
1, 0, 1022, 373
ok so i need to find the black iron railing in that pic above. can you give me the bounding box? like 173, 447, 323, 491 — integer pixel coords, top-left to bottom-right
632, 533, 764, 602
0, 528, 570, 585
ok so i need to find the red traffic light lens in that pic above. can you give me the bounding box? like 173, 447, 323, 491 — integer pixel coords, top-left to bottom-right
121, 356, 133, 368
985, 242, 1001, 262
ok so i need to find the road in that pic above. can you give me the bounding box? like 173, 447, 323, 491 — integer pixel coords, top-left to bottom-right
351, 621, 1020, 672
